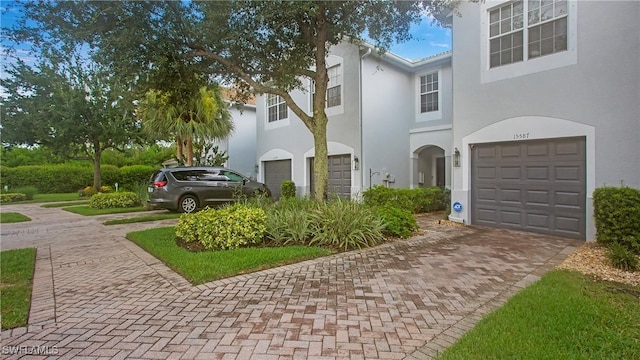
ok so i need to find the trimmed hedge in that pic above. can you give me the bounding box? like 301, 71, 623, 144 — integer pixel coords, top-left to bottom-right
0, 164, 155, 193
0, 193, 27, 203
593, 185, 640, 254
374, 205, 418, 239
363, 185, 450, 213
175, 204, 267, 251
89, 192, 141, 209
280, 180, 296, 199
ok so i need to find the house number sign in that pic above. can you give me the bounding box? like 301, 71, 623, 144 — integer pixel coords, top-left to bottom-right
513, 132, 530, 140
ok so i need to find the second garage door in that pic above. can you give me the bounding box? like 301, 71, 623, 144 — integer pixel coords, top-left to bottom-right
471, 137, 586, 239
264, 159, 291, 199
309, 155, 352, 199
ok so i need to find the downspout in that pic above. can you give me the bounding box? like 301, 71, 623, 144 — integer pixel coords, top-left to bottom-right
359, 47, 372, 195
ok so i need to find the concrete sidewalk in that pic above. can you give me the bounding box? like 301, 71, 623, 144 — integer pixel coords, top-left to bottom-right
0, 204, 582, 359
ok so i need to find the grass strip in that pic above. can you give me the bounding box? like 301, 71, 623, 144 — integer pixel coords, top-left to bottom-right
0, 212, 32, 223
104, 213, 181, 225
1, 248, 37, 330
41, 200, 90, 208
1, 193, 84, 205
437, 270, 640, 359
62, 205, 147, 216
127, 227, 334, 285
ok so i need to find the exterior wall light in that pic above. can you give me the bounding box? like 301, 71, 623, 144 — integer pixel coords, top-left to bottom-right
454, 148, 461, 167
353, 156, 359, 170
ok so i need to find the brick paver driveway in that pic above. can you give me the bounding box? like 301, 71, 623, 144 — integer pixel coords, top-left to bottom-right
0, 204, 583, 359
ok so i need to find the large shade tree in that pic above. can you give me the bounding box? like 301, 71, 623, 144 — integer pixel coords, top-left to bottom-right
0, 57, 139, 190
5, 0, 454, 200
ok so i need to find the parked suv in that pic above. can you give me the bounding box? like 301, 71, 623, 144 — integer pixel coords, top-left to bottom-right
147, 167, 271, 213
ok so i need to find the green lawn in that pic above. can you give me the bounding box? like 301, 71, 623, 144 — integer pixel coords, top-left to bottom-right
0, 212, 32, 223
1, 192, 84, 205
1, 248, 37, 330
103, 212, 181, 225
127, 226, 334, 284
62, 205, 147, 216
437, 270, 640, 359
41, 200, 90, 208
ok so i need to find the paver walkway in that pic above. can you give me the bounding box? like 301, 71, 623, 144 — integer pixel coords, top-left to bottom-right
0, 203, 583, 359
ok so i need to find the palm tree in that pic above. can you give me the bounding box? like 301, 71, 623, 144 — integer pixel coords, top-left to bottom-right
138, 85, 234, 166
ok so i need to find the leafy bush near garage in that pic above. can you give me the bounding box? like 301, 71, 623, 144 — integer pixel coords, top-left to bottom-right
308, 198, 385, 251
264, 197, 318, 245
0, 193, 27, 203
593, 185, 640, 254
363, 185, 449, 213
280, 180, 297, 199
374, 205, 418, 238
175, 204, 267, 251
606, 242, 638, 271
89, 191, 141, 209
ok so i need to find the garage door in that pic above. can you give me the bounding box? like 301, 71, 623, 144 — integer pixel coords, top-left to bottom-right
471, 137, 586, 239
264, 159, 291, 199
310, 155, 352, 199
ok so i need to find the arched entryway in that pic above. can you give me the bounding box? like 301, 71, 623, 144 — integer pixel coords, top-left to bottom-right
414, 145, 446, 188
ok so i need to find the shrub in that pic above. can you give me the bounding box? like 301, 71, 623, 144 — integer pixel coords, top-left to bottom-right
12, 186, 38, 200
99, 185, 113, 193
118, 165, 156, 190
0, 164, 120, 193
264, 197, 317, 245
374, 205, 418, 238
593, 185, 640, 254
363, 186, 449, 213
308, 198, 385, 251
0, 193, 27, 203
281, 180, 296, 199
89, 192, 141, 209
607, 242, 639, 271
79, 186, 98, 197
175, 204, 267, 251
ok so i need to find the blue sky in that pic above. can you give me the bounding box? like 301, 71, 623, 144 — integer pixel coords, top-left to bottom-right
1, 2, 451, 65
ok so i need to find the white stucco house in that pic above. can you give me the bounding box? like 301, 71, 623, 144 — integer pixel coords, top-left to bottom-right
224, 0, 639, 240
447, 0, 640, 240
255, 42, 453, 199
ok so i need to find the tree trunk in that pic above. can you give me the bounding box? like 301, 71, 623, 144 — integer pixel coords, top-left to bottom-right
185, 136, 194, 166
312, 114, 329, 201
176, 135, 184, 164
92, 150, 102, 191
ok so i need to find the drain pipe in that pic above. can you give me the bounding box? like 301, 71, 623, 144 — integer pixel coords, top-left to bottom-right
359, 47, 372, 193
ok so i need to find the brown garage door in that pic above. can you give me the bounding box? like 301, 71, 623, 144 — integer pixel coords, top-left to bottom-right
471, 137, 586, 239
310, 155, 352, 199
264, 159, 291, 199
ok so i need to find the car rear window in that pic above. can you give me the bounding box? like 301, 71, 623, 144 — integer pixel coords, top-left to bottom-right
151, 170, 165, 182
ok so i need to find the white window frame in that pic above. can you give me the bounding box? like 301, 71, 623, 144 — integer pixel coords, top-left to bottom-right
309, 56, 344, 116
416, 69, 442, 122
265, 93, 290, 130
481, 0, 577, 83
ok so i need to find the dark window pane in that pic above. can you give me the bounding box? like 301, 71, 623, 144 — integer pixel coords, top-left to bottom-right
501, 49, 512, 64
490, 53, 501, 67
513, 46, 524, 62
490, 38, 501, 53
554, 34, 567, 51
541, 38, 553, 55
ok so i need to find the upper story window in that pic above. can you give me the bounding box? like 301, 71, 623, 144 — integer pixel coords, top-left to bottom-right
266, 93, 288, 122
311, 64, 343, 109
326, 65, 342, 107
420, 72, 439, 113
489, 0, 568, 68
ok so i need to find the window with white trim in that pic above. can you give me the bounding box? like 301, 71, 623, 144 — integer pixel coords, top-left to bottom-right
489, 0, 568, 68
266, 94, 287, 122
311, 64, 342, 109
419, 72, 439, 113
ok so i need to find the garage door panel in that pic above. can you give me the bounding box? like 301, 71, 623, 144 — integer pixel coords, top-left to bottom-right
264, 160, 291, 199
472, 137, 586, 239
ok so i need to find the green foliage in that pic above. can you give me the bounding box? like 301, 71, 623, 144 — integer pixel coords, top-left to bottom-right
280, 180, 296, 199
0, 193, 27, 203
308, 198, 385, 251
593, 185, 640, 254
89, 191, 141, 209
363, 186, 450, 213
0, 164, 119, 193
118, 165, 156, 190
0, 212, 32, 223
0, 146, 65, 167
374, 205, 418, 238
1, 248, 36, 330
264, 197, 318, 245
175, 204, 267, 251
100, 145, 176, 167
607, 243, 639, 271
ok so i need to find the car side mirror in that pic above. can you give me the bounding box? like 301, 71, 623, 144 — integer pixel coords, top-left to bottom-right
243, 178, 247, 185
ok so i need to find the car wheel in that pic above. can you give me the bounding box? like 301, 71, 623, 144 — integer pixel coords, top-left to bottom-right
178, 195, 198, 213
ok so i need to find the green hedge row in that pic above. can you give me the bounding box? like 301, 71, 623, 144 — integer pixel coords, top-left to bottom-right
89, 192, 141, 209
362, 185, 450, 213
593, 185, 640, 254
0, 164, 156, 193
